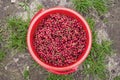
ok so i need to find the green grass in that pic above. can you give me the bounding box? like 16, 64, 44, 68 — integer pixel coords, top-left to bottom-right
32, 60, 40, 68
37, 4, 43, 11
82, 18, 112, 79
0, 51, 6, 61
19, 1, 31, 20
93, 0, 108, 14
0, 28, 3, 42
7, 17, 29, 52
7, 3, 43, 52
72, 0, 108, 14
0, 33, 2, 42
103, 18, 108, 23
19, 1, 30, 11
47, 73, 73, 80
0, 30, 6, 61
23, 69, 29, 80
114, 76, 120, 80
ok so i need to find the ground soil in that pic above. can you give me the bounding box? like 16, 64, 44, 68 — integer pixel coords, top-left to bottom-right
0, 0, 120, 80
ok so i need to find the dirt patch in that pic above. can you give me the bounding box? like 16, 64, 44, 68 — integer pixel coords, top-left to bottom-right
106, 54, 120, 80
39, 0, 73, 8
105, 0, 120, 79
106, 0, 120, 54
29, 66, 48, 80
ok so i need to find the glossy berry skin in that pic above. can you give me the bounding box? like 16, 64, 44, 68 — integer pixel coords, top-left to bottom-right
33, 13, 87, 67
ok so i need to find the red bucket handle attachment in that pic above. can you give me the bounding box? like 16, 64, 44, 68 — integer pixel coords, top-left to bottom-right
47, 66, 78, 75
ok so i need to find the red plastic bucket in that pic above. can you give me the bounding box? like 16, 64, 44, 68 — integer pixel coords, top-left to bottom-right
27, 7, 92, 75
